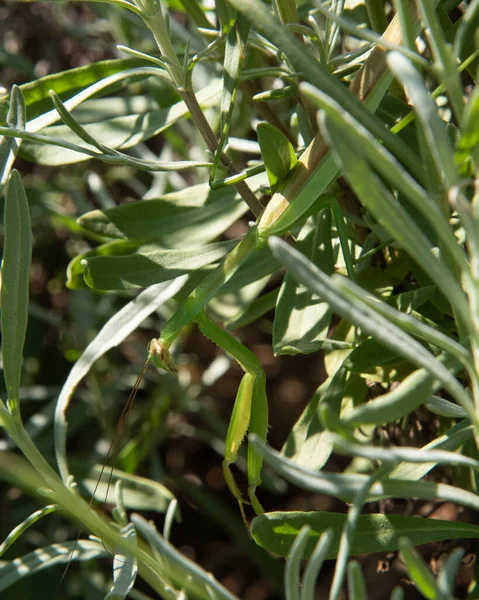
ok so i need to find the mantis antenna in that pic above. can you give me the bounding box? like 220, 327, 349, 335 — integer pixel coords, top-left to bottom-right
60, 356, 151, 584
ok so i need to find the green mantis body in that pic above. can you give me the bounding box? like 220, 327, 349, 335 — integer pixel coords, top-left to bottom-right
143, 15, 404, 521
148, 227, 269, 520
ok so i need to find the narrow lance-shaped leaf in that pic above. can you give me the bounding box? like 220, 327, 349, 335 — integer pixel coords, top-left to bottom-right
273, 210, 333, 356
301, 529, 334, 600
285, 526, 310, 600
249, 434, 479, 512
105, 523, 138, 600
26, 66, 174, 134
387, 51, 458, 191
225, 0, 421, 180
0, 541, 106, 593
0, 504, 59, 559
0, 58, 148, 122
399, 538, 438, 600
456, 80, 479, 171
273, 0, 297, 24
416, 0, 464, 122
76, 175, 252, 245
1, 86, 26, 193
1, 171, 32, 417
131, 514, 239, 600
436, 547, 466, 599
211, 15, 249, 182
21, 79, 221, 165
287, 367, 348, 471
0, 125, 212, 172
82, 240, 237, 291
251, 511, 479, 560
347, 561, 367, 600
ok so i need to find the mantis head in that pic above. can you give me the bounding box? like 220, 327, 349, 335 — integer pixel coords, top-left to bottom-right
148, 338, 177, 374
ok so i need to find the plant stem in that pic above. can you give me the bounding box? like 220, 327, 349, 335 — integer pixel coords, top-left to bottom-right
142, 9, 263, 216
180, 90, 264, 216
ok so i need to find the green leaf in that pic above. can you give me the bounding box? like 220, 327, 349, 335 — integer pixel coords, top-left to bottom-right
285, 367, 348, 471
250, 434, 479, 511
211, 16, 249, 182
80, 464, 174, 513
105, 523, 138, 600
301, 529, 334, 599
387, 286, 436, 312
343, 368, 436, 426
273, 211, 333, 355
456, 79, 479, 170
0, 540, 106, 593
0, 86, 26, 193
0, 58, 148, 123
347, 561, 367, 600
251, 511, 479, 560
257, 122, 297, 189
274, 0, 298, 24
66, 94, 164, 124
285, 526, 310, 600
67, 240, 141, 290
21, 80, 222, 165
1, 171, 32, 414
436, 547, 466, 599
82, 240, 236, 291
0, 504, 59, 559
77, 181, 249, 245
301, 81, 466, 275
225, 0, 420, 182
425, 395, 467, 418
226, 287, 279, 330
343, 338, 401, 374
389, 419, 473, 482
387, 51, 458, 190
318, 112, 469, 325
213, 245, 279, 296
399, 538, 438, 600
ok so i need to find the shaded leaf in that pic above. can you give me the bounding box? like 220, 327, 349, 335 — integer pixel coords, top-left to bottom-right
79, 464, 174, 513
1, 171, 32, 413
252, 511, 479, 560
78, 181, 248, 245
105, 523, 138, 600
21, 81, 222, 165
273, 211, 333, 355
0, 541, 106, 593
0, 58, 148, 123
82, 240, 236, 291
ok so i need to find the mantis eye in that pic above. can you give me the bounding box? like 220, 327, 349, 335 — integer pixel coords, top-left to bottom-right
148, 338, 177, 374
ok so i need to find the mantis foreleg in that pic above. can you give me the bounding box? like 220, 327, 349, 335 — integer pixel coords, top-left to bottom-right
150, 311, 268, 523
195, 312, 268, 521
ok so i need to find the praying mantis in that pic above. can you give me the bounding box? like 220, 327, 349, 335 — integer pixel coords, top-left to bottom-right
92, 13, 407, 523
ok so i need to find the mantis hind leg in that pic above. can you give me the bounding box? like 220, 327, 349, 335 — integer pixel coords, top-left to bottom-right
222, 371, 268, 522
223, 372, 255, 525
195, 311, 268, 523
247, 374, 268, 516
